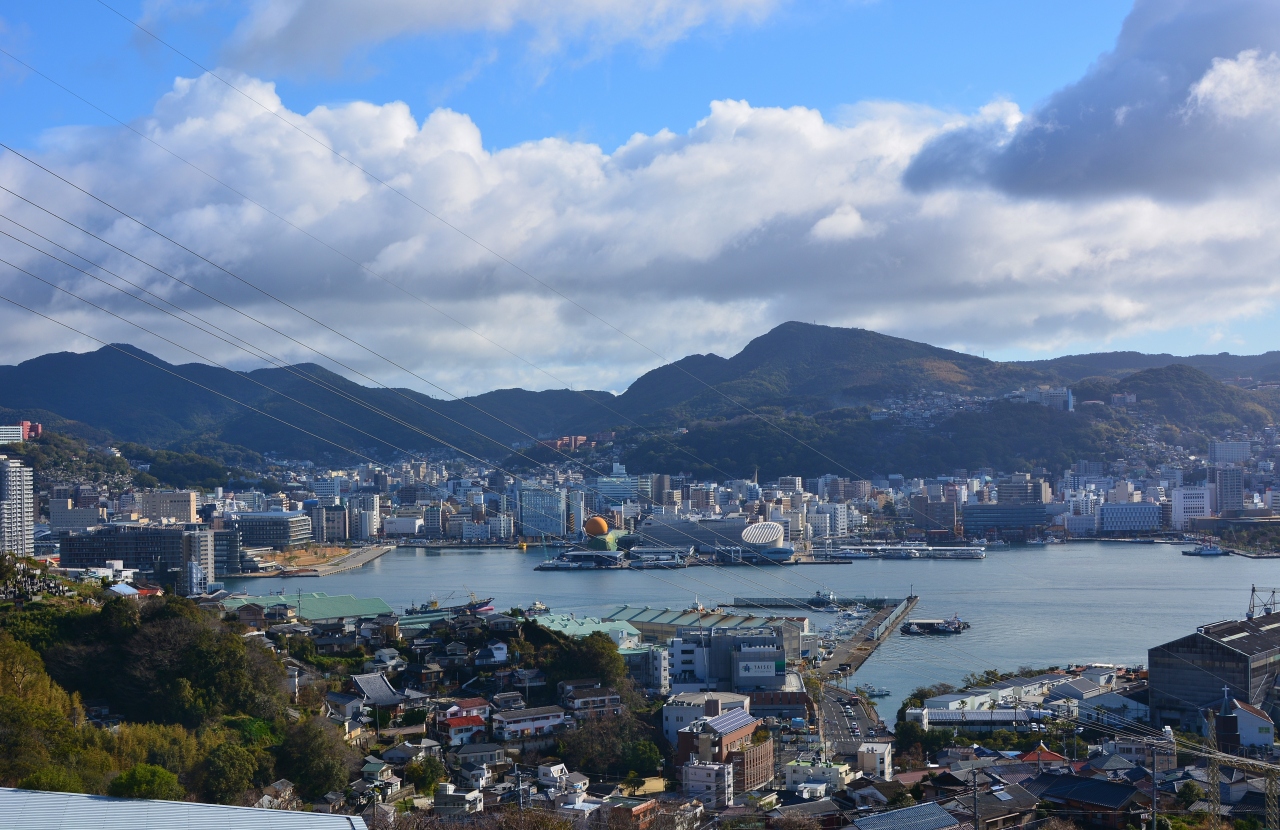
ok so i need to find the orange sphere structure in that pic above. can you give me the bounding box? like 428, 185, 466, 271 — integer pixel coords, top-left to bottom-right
584, 516, 610, 537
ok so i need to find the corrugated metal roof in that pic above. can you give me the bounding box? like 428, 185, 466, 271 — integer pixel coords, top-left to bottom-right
852, 801, 959, 830
604, 605, 786, 629
536, 614, 639, 639
0, 788, 367, 829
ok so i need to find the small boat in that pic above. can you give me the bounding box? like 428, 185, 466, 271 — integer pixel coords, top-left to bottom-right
1182, 544, 1230, 557
986, 540, 1010, 549
526, 599, 550, 616
1026, 539, 1048, 546
859, 685, 892, 698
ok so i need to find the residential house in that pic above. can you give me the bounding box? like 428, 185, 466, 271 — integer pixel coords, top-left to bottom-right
857, 741, 894, 780
1024, 773, 1150, 829
350, 673, 408, 717
783, 759, 852, 796
491, 691, 526, 710
475, 640, 509, 666
563, 687, 623, 719
382, 739, 441, 767
768, 798, 847, 830
486, 614, 521, 632
440, 716, 487, 746
436, 783, 484, 816
440, 697, 492, 722
539, 762, 589, 793
942, 783, 1040, 830
356, 760, 401, 801
492, 705, 568, 740
512, 667, 548, 689
850, 801, 962, 830
364, 647, 408, 674
460, 762, 495, 789
440, 641, 471, 667
846, 779, 909, 810
454, 743, 506, 767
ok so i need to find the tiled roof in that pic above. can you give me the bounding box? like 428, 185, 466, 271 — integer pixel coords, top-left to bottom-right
444, 716, 486, 729
852, 801, 960, 830
1026, 773, 1144, 809
350, 673, 406, 707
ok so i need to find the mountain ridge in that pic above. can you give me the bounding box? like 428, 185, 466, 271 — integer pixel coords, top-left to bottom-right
1, 323, 1277, 463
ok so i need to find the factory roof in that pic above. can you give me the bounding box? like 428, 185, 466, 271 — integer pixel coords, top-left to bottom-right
604, 605, 788, 629
0, 788, 366, 829
1185, 617, 1280, 656
534, 614, 639, 639
221, 592, 392, 621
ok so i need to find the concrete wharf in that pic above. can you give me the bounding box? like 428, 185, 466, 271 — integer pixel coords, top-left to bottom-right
818, 595, 918, 676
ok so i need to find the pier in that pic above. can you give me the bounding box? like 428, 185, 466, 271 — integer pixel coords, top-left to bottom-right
818, 595, 918, 676
729, 593, 905, 610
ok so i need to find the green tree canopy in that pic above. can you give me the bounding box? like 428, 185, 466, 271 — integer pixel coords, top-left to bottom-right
108, 763, 184, 800
277, 719, 350, 801
201, 743, 256, 804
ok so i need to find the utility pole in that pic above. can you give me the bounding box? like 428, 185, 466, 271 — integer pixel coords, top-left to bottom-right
972, 768, 981, 830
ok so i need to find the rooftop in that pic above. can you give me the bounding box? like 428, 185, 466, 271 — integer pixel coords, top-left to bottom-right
535, 614, 640, 640
605, 605, 790, 630
223, 592, 392, 621
851, 801, 960, 830
0, 787, 367, 829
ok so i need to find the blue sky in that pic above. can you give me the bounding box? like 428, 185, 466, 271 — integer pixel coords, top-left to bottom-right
2, 1, 1129, 151
2, 0, 1280, 393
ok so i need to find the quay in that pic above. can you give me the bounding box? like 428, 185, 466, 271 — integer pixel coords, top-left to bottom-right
818, 595, 918, 676
241, 545, 395, 578
729, 593, 903, 610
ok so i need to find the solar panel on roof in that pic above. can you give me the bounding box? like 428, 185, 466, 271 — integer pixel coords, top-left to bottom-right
707, 707, 759, 734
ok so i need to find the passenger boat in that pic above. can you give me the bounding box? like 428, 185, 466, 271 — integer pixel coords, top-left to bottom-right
1182, 544, 1230, 557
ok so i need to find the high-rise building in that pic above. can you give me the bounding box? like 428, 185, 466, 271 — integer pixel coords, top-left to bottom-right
1171, 486, 1212, 530
0, 455, 35, 557
517, 483, 567, 537
137, 491, 198, 524
1209, 442, 1252, 465
1215, 466, 1245, 513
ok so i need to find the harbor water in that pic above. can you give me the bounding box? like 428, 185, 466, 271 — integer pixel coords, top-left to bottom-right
226, 540, 1280, 722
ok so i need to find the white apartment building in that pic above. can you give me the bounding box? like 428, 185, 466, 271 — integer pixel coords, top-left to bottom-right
1209, 442, 1252, 464
0, 455, 35, 557
811, 502, 849, 537
1172, 486, 1212, 530
683, 761, 733, 808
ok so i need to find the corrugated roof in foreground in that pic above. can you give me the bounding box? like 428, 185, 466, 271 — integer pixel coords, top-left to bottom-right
0, 788, 368, 829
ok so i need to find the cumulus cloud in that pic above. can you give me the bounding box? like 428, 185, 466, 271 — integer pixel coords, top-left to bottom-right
4, 0, 1280, 396
905, 0, 1280, 199
216, 0, 782, 73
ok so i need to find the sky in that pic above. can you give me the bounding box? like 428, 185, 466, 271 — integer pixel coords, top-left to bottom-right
1, 0, 1279, 397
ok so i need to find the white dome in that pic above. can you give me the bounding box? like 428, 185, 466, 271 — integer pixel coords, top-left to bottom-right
741, 521, 785, 548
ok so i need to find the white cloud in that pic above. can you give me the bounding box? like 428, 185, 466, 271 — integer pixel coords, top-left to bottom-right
1188, 49, 1280, 119
9, 0, 1280, 398
217, 0, 783, 73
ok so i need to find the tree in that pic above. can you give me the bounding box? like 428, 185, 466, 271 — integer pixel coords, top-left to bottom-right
887, 790, 916, 808
202, 743, 256, 804
18, 766, 82, 793
623, 771, 645, 796
404, 757, 447, 792
108, 763, 185, 800
1178, 781, 1206, 810
624, 741, 662, 776
278, 718, 351, 801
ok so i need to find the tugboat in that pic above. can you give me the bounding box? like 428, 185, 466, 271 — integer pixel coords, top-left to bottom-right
526, 599, 550, 616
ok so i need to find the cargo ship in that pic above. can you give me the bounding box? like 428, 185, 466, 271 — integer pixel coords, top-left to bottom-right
405, 592, 495, 614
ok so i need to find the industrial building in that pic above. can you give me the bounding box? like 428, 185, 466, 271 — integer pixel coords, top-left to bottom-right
1149, 613, 1280, 732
